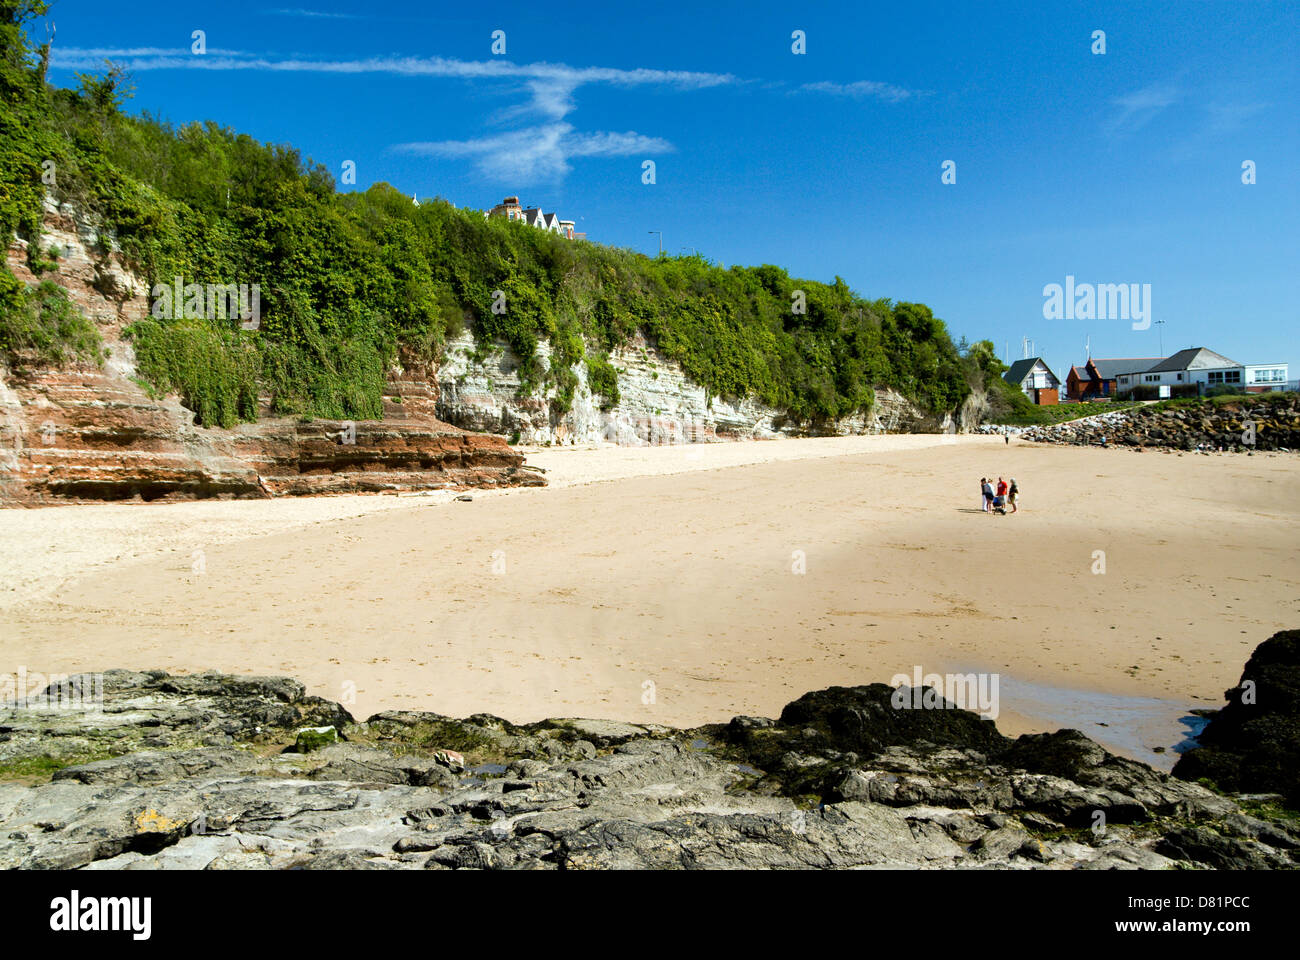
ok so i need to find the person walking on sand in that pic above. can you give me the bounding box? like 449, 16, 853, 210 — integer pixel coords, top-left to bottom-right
1008, 477, 1019, 513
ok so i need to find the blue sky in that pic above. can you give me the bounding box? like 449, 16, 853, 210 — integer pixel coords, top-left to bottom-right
38, 0, 1299, 377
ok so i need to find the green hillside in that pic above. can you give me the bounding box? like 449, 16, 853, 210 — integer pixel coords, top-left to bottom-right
2, 1, 1015, 430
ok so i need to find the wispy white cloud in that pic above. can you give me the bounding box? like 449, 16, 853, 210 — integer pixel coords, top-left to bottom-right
1204, 100, 1268, 134
800, 80, 926, 103
1109, 81, 1181, 133
48, 48, 738, 91
48, 48, 727, 182
48, 47, 918, 183
54, 46, 249, 59
396, 124, 673, 183
263, 7, 365, 19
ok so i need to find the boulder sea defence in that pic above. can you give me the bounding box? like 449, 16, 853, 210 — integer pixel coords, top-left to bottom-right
1020, 395, 1300, 451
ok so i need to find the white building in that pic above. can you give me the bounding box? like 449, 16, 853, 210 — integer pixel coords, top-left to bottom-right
1115, 347, 1290, 397
1244, 363, 1290, 391
488, 197, 584, 239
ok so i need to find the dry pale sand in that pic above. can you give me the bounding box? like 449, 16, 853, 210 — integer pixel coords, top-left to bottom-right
2, 434, 1297, 767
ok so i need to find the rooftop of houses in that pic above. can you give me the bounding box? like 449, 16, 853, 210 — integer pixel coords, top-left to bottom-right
1143, 347, 1240, 374
1070, 357, 1166, 381
1004, 357, 1060, 384
488, 196, 584, 239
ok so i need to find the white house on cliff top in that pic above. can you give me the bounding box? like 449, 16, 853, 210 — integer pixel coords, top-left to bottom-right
488, 196, 584, 240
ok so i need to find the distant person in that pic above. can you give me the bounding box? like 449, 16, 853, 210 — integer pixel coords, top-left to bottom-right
1008, 477, 1019, 513
1004, 427, 1010, 445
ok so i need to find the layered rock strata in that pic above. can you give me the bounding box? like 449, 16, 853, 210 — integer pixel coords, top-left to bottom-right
1, 201, 543, 505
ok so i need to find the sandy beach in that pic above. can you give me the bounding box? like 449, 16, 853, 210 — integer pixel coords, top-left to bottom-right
2, 434, 1297, 768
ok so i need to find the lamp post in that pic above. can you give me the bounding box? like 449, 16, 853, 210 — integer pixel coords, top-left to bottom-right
648, 230, 662, 255
1154, 318, 1166, 357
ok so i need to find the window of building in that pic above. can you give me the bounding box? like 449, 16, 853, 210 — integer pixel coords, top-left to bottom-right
1144, 374, 1161, 382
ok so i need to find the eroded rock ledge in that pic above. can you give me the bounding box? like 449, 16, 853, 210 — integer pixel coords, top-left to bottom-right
2, 655, 1296, 870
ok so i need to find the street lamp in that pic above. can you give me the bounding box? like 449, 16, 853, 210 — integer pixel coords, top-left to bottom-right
1154, 318, 1166, 357
648, 230, 662, 255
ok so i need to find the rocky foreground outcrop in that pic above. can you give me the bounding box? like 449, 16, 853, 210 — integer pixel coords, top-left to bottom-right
1173, 630, 1300, 807
2, 660, 1296, 870
1021, 396, 1300, 451
1, 200, 544, 505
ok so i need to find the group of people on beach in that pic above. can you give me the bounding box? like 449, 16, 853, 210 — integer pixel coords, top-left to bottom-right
980, 476, 1018, 515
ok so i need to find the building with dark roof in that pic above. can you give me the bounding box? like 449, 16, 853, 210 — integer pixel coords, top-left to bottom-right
1067, 347, 1289, 400
1065, 357, 1164, 400
1003, 357, 1061, 405
1114, 347, 1243, 397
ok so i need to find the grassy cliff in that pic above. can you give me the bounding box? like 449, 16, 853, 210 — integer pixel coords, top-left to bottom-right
3, 2, 987, 430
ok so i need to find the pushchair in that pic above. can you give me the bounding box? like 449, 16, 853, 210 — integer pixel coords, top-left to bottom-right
992, 495, 1007, 515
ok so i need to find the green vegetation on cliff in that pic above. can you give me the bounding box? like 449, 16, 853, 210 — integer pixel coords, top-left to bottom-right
3, 2, 978, 427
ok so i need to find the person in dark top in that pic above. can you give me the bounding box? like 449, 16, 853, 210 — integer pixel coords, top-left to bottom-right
1008, 477, 1019, 513
981, 477, 995, 513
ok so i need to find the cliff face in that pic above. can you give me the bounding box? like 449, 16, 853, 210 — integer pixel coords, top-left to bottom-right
2, 197, 955, 506
0, 200, 544, 506
436, 328, 953, 446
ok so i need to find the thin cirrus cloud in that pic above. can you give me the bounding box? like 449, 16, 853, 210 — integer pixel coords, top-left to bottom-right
1106, 79, 1268, 140
396, 125, 675, 182
1108, 80, 1182, 133
263, 8, 365, 19
800, 79, 926, 103
47, 46, 917, 183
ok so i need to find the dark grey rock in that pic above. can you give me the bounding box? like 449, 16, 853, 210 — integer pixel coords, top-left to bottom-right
0, 666, 1294, 870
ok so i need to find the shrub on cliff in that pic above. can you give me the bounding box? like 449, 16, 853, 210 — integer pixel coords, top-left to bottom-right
0, 279, 103, 371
